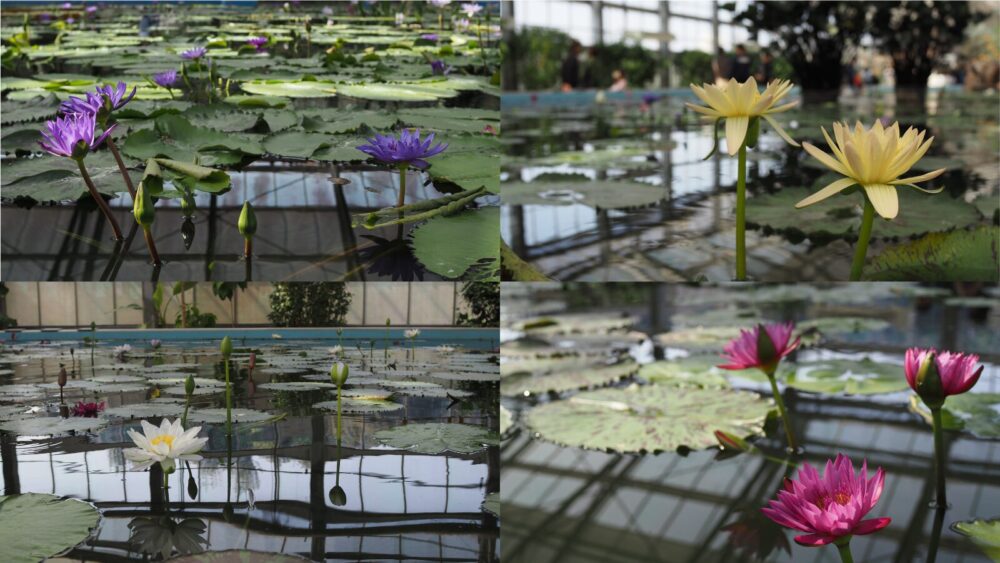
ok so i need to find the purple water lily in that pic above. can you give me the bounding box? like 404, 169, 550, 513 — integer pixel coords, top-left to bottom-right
60, 81, 137, 119
430, 59, 452, 76
66, 16, 75, 24
357, 129, 448, 169
85, 5, 97, 14
152, 69, 180, 88
420, 33, 440, 41
461, 2, 482, 17
247, 36, 268, 51
39, 112, 116, 159
181, 46, 207, 60
61, 2, 72, 8
429, 0, 452, 7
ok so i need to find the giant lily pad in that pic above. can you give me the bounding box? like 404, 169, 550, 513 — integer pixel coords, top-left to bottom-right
501, 180, 667, 209
511, 314, 636, 336
798, 317, 891, 336
501, 361, 638, 397
0, 416, 108, 436
0, 494, 100, 563
865, 226, 999, 282
410, 206, 499, 280
121, 114, 263, 166
638, 357, 730, 388
374, 422, 499, 454
952, 519, 1000, 561
1, 151, 142, 202
185, 408, 272, 424
781, 359, 906, 395
910, 393, 1000, 439
524, 385, 773, 453
103, 401, 186, 419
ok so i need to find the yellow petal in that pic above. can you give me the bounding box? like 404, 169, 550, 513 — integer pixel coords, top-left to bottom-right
889, 168, 946, 185
701, 85, 734, 115
685, 102, 723, 117
795, 177, 857, 208
764, 100, 799, 114
802, 141, 851, 176
749, 94, 774, 115
844, 142, 868, 181
762, 115, 798, 147
725, 116, 749, 155
863, 184, 899, 219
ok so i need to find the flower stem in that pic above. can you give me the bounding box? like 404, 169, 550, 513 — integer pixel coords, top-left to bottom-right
931, 407, 948, 507
244, 238, 252, 259
224, 358, 232, 439
106, 137, 136, 199
735, 144, 747, 281
336, 385, 342, 444
850, 197, 875, 281
77, 158, 123, 241
142, 226, 162, 266
767, 372, 798, 451
397, 164, 408, 208
836, 540, 854, 563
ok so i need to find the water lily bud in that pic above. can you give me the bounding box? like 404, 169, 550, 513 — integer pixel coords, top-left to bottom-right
187, 474, 199, 499
714, 430, 750, 452
185, 374, 195, 397
238, 201, 257, 239
58, 365, 68, 388
330, 361, 349, 387
181, 217, 195, 250
249, 352, 256, 371
745, 117, 760, 149
915, 352, 945, 409
133, 183, 155, 227
180, 191, 196, 217
385, 318, 391, 326
220, 335, 232, 359
329, 485, 347, 506
756, 323, 779, 375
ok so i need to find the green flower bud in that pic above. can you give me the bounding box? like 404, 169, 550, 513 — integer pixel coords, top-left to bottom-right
185, 373, 195, 397
915, 352, 945, 409
329, 485, 347, 506
745, 116, 760, 149
385, 318, 391, 326
238, 201, 257, 239
71, 139, 90, 160
220, 335, 232, 359
714, 430, 750, 452
133, 183, 155, 227
756, 323, 779, 376
330, 361, 349, 387
180, 191, 196, 217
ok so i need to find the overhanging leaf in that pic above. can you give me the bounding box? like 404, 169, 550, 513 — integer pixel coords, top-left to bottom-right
0, 494, 100, 563
410, 206, 499, 280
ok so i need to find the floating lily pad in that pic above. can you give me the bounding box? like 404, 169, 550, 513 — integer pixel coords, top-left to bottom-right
340, 388, 393, 400
865, 226, 999, 282
500, 405, 513, 435
654, 326, 743, 351
910, 393, 1000, 439
313, 398, 404, 414
782, 359, 906, 395
428, 371, 500, 382
185, 408, 272, 424
258, 382, 336, 392
239, 80, 338, 98
952, 519, 1000, 561
374, 422, 499, 454
377, 380, 443, 390
798, 317, 891, 336
501, 180, 667, 209
0, 416, 108, 436
0, 494, 100, 563
103, 401, 186, 419
410, 206, 499, 281
502, 361, 638, 397
482, 492, 500, 517
337, 82, 457, 101
638, 357, 731, 388
524, 385, 772, 453
511, 314, 636, 336
392, 387, 474, 398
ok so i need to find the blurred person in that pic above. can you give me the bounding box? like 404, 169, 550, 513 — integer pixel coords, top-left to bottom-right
730, 44, 752, 82
755, 49, 774, 83
580, 46, 598, 88
610, 69, 628, 91
713, 47, 732, 86
561, 41, 582, 92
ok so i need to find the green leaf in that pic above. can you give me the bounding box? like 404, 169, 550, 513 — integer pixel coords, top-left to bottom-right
783, 359, 907, 395
1, 151, 139, 201
374, 422, 499, 454
155, 158, 231, 193
122, 114, 263, 166
501, 360, 638, 397
239, 80, 337, 98
865, 226, 999, 282
410, 206, 499, 280
337, 82, 459, 101
911, 393, 1000, 438
638, 357, 731, 388
501, 180, 667, 209
262, 131, 334, 159
223, 95, 289, 108
952, 519, 1000, 561
524, 385, 773, 453
0, 494, 100, 563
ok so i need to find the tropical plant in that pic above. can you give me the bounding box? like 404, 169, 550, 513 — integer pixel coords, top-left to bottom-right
267, 283, 352, 327
504, 27, 575, 90
457, 282, 499, 327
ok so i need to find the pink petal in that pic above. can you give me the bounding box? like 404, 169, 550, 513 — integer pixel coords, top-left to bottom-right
794, 533, 837, 546
853, 517, 891, 535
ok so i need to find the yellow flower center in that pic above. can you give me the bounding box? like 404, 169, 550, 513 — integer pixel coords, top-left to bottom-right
814, 490, 852, 510
151, 434, 175, 448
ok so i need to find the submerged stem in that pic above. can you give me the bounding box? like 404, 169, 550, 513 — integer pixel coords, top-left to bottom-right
77, 158, 123, 241
850, 198, 876, 281
931, 407, 948, 507
735, 144, 747, 281
766, 372, 798, 452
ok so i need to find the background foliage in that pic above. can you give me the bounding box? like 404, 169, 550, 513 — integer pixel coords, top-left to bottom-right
268, 283, 352, 327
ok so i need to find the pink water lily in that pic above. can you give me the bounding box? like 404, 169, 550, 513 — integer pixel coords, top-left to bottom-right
904, 347, 983, 398
719, 321, 799, 373
762, 454, 891, 548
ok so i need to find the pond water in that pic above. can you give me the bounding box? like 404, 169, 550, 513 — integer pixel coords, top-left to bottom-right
500, 88, 1000, 282
0, 3, 501, 282
500, 283, 1000, 562
0, 328, 500, 561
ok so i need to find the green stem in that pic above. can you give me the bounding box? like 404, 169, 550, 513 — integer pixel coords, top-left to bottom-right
735, 144, 747, 281
397, 164, 408, 208
931, 407, 947, 507
850, 198, 875, 281
143, 226, 162, 266
77, 158, 123, 241
224, 359, 232, 438
182, 398, 190, 429
163, 470, 170, 490
767, 372, 798, 451
336, 385, 342, 443
837, 540, 854, 563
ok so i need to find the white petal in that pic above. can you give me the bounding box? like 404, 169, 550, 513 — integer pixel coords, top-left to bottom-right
725, 116, 749, 155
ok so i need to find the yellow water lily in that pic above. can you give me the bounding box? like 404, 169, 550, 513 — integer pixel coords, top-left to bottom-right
687, 77, 800, 154
795, 120, 945, 219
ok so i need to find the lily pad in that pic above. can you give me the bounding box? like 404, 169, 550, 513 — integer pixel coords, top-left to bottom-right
482, 492, 500, 517
782, 359, 906, 395
239, 80, 337, 98
374, 422, 499, 454
654, 326, 743, 351
410, 206, 499, 281
337, 82, 458, 101
524, 385, 773, 454
500, 405, 513, 435
0, 494, 100, 563
910, 393, 1000, 439
0, 416, 108, 436
501, 361, 638, 397
798, 317, 891, 336
103, 401, 187, 419
511, 314, 636, 336
121, 114, 263, 166
865, 226, 999, 282
258, 381, 336, 392
185, 408, 272, 424
638, 357, 731, 388
428, 371, 500, 382
952, 519, 1000, 561
501, 180, 667, 209
313, 398, 404, 414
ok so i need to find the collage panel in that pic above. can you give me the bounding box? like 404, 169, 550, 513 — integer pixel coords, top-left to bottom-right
1, 1, 500, 282
0, 281, 500, 561
500, 282, 1000, 562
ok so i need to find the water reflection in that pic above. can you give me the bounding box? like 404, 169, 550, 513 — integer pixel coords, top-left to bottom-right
129, 515, 208, 558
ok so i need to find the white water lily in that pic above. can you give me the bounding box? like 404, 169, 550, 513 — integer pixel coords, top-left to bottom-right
405, 329, 421, 339
329, 345, 344, 356
436, 345, 456, 354
124, 418, 208, 474
687, 77, 799, 154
